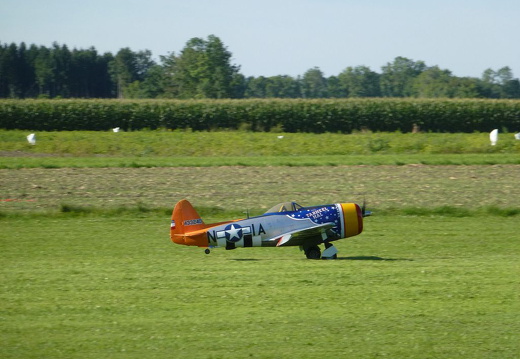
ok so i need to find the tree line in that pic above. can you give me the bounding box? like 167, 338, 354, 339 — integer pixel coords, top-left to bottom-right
1, 35, 519, 100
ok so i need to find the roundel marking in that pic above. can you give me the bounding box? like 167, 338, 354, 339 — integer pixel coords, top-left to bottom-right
225, 224, 243, 242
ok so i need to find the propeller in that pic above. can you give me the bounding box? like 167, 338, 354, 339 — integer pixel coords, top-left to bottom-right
361, 197, 372, 217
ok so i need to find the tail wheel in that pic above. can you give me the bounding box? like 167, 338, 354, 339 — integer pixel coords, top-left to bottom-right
305, 246, 321, 259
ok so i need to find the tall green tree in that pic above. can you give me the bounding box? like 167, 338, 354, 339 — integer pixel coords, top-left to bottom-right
244, 76, 267, 98
110, 48, 155, 98
161, 35, 240, 99
480, 68, 502, 98
34, 46, 54, 97
51, 43, 72, 97
338, 66, 381, 97
449, 77, 481, 98
411, 66, 454, 98
301, 67, 327, 98
495, 67, 520, 98
138, 64, 166, 98
157, 51, 179, 97
380, 57, 426, 97
0, 43, 22, 97
0, 44, 7, 97
229, 72, 247, 98
265, 75, 300, 98
502, 79, 520, 98
70, 47, 96, 97
326, 75, 346, 98
97, 52, 116, 98
160, 38, 207, 98
17, 43, 38, 97
67, 48, 115, 98
205, 35, 240, 98
111, 48, 136, 98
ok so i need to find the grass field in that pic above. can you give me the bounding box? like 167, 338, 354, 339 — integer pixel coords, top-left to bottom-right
2, 130, 520, 157
1, 129, 520, 358
2, 130, 519, 169
1, 214, 519, 358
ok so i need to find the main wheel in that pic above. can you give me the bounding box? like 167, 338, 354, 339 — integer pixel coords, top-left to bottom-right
305, 246, 321, 259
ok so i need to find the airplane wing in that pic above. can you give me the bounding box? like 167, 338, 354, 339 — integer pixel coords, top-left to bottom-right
272, 223, 335, 247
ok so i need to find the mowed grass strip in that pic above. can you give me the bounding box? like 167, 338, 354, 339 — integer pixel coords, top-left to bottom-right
2, 165, 520, 214
1, 153, 520, 169
1, 214, 518, 358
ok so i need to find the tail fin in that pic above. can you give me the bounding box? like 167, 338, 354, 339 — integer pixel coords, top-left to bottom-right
171, 199, 205, 236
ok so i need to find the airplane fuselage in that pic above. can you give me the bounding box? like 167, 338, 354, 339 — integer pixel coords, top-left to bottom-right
172, 203, 362, 250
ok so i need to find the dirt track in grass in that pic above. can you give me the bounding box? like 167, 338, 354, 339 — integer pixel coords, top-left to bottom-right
2, 165, 519, 213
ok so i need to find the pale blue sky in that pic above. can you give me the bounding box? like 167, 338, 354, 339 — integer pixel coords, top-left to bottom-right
1, 0, 519, 78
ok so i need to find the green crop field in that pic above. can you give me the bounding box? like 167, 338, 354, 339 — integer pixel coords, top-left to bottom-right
2, 98, 520, 133
1, 129, 520, 358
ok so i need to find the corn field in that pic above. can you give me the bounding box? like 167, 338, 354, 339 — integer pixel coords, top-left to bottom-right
1, 98, 519, 133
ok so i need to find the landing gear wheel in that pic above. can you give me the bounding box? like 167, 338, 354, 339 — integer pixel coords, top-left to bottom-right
305, 246, 321, 259
204, 248, 211, 254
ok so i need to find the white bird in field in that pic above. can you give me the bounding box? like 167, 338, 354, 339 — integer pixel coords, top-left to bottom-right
27, 133, 36, 145
515, 133, 520, 140
113, 127, 120, 133
489, 129, 498, 146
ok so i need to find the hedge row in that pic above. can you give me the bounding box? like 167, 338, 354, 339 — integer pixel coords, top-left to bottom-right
1, 98, 519, 133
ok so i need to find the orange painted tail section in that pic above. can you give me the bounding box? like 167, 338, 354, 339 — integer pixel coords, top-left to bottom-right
170, 199, 235, 247
171, 199, 206, 236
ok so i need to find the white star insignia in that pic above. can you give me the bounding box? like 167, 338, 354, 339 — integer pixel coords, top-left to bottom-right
226, 224, 241, 241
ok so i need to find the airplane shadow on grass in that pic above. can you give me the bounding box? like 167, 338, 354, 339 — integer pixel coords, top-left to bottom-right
230, 256, 413, 262
337, 256, 413, 261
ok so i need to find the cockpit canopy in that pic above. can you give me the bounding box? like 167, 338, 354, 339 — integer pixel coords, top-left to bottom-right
265, 201, 303, 214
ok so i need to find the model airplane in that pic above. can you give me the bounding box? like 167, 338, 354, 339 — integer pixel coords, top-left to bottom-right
170, 199, 371, 259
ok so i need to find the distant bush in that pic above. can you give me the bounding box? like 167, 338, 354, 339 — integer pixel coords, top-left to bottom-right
1, 98, 519, 133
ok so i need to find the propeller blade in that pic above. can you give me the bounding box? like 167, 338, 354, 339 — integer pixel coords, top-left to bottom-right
361, 198, 372, 217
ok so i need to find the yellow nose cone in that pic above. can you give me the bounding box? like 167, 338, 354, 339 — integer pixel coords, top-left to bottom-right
340, 203, 363, 238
